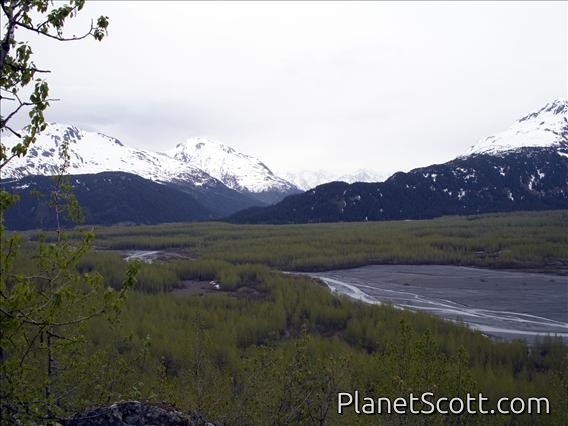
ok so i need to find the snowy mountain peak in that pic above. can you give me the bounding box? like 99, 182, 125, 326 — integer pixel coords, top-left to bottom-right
169, 138, 297, 194
175, 137, 247, 161
39, 123, 124, 147
2, 123, 297, 203
518, 99, 568, 122
1, 122, 216, 186
466, 99, 568, 156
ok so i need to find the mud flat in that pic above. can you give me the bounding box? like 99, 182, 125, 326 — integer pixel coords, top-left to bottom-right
306, 265, 568, 342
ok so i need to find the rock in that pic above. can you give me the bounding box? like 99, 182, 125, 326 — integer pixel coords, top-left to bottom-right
60, 400, 216, 426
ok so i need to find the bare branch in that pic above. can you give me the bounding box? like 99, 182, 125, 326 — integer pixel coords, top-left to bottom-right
14, 21, 95, 42
1, 125, 21, 138
2, 99, 34, 125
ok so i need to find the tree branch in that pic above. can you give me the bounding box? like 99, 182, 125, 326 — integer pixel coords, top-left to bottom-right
0, 305, 106, 328
0, 151, 19, 169
2, 99, 34, 125
0, 1, 17, 70
4, 61, 52, 74
18, 327, 46, 369
14, 21, 95, 42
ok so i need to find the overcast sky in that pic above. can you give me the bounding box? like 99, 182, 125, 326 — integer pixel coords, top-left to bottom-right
11, 1, 567, 176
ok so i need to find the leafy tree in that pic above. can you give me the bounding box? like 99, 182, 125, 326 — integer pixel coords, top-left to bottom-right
0, 1, 138, 423
0, 0, 108, 159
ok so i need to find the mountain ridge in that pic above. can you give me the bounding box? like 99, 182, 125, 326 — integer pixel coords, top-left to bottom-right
0, 123, 298, 205
465, 99, 568, 156
2, 171, 214, 230
170, 137, 298, 197
1, 123, 298, 217
228, 100, 568, 224
283, 168, 390, 191
3, 100, 567, 228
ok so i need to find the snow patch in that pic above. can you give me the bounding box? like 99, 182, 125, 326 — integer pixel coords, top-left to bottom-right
528, 175, 536, 191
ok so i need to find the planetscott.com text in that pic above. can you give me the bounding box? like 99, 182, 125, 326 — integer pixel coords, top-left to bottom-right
337, 391, 550, 415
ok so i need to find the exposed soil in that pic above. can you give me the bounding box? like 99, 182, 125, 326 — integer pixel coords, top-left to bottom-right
172, 280, 221, 296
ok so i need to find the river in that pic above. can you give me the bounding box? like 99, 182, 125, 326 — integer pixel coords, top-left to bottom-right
306, 265, 568, 342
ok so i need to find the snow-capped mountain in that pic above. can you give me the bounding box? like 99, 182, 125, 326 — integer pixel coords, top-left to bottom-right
1, 123, 298, 214
466, 99, 568, 156
284, 169, 388, 190
230, 99, 568, 224
1, 123, 216, 187
170, 137, 299, 203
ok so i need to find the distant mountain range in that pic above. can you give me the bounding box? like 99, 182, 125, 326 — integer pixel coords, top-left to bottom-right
2, 99, 567, 229
282, 169, 389, 191
229, 99, 568, 224
1, 125, 300, 228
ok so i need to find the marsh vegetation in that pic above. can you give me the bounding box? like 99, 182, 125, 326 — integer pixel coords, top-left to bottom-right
7, 210, 568, 424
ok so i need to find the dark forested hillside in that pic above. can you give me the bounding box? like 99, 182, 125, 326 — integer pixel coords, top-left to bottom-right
2, 172, 214, 229
228, 148, 568, 223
